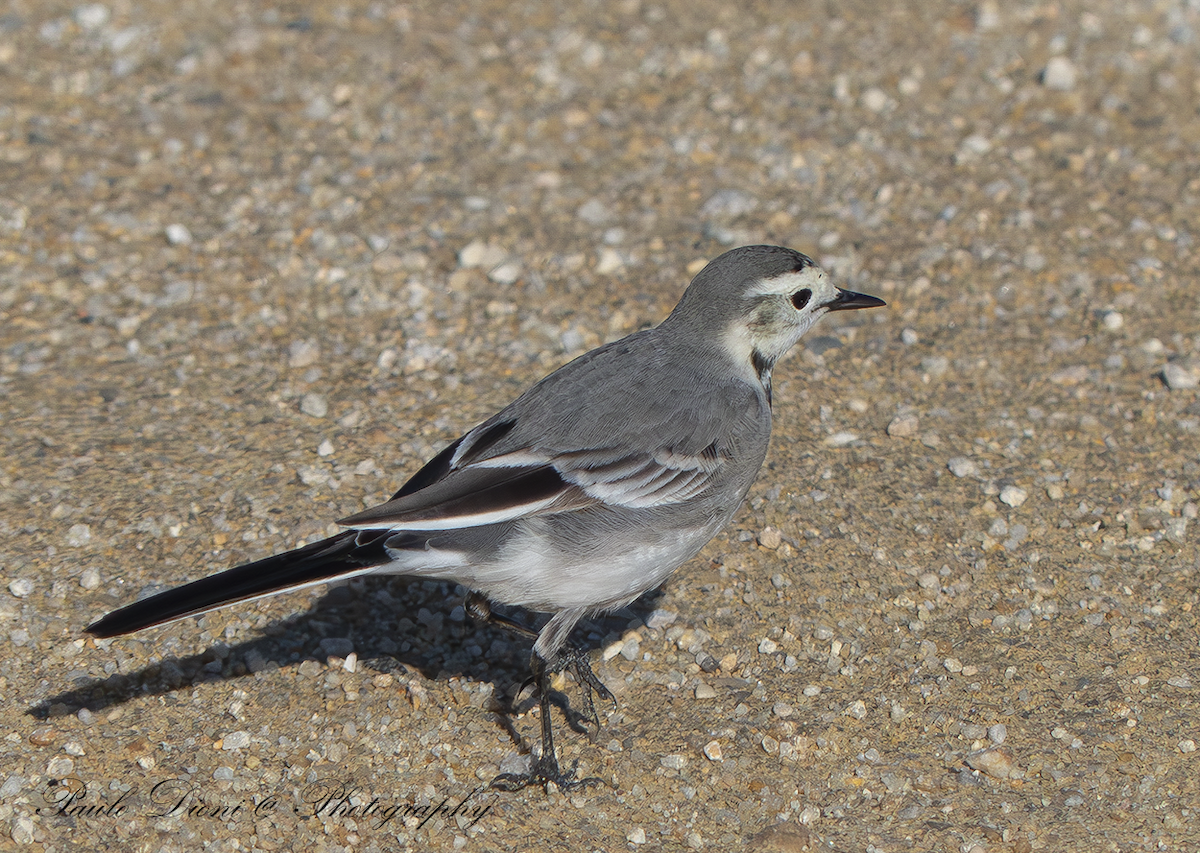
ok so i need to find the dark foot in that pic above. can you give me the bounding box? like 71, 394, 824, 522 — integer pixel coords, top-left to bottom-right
554, 643, 616, 734
490, 753, 603, 793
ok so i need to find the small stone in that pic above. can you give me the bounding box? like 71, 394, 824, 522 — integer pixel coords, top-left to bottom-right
165, 223, 193, 245
46, 756, 74, 776
759, 638, 779, 654
917, 572, 939, 591
1046, 483, 1065, 501
488, 262, 522, 285
1000, 485, 1028, 508
595, 248, 623, 275
317, 439, 334, 457
948, 457, 978, 478
10, 816, 35, 845
1163, 363, 1199, 390
289, 339, 320, 368
79, 568, 101, 589
900, 328, 919, 345
824, 431, 858, 447
66, 524, 92, 547
695, 682, 717, 700
576, 199, 611, 224
300, 393, 328, 418
646, 609, 677, 630
660, 754, 687, 770
702, 740, 722, 762
887, 414, 920, 438
988, 723, 1007, 744
1100, 311, 1124, 331
1042, 56, 1077, 91
8, 578, 33, 597
758, 526, 783, 550
773, 702, 794, 718
956, 134, 991, 162
966, 747, 1021, 780
701, 188, 757, 219
861, 87, 889, 112
844, 700, 867, 720
1180, 739, 1197, 754
457, 241, 507, 270
944, 657, 963, 673
627, 827, 647, 844
747, 824, 815, 852
976, 0, 1000, 30
1050, 365, 1089, 385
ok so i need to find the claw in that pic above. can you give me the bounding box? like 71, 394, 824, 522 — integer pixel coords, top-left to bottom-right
490, 755, 603, 793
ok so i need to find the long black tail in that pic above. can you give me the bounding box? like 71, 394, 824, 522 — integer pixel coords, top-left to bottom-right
86, 530, 393, 638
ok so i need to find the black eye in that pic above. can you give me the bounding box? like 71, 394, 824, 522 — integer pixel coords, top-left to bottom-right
791, 289, 812, 309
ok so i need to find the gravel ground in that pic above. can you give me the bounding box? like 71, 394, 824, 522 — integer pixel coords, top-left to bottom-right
3, 1, 1199, 850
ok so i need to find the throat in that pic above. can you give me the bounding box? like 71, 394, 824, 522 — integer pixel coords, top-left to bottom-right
751, 348, 773, 405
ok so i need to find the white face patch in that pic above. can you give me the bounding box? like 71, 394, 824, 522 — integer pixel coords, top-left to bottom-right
747, 266, 831, 301
719, 266, 842, 389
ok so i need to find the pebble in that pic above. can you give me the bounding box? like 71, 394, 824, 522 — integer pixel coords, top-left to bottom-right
595, 248, 623, 275
703, 740, 723, 762
700, 189, 757, 219
988, 723, 1007, 744
8, 578, 33, 598
457, 241, 507, 270
1162, 362, 1199, 390
10, 816, 35, 845
300, 393, 328, 418
165, 223, 193, 245
1100, 310, 1124, 331
1050, 365, 1090, 385
887, 414, 920, 437
219, 730, 250, 750
965, 747, 1021, 780
79, 567, 101, 589
861, 87, 889, 112
627, 827, 647, 844
1042, 56, 1078, 91
63, 523, 92, 547
694, 682, 717, 700
289, 339, 320, 368
824, 431, 859, 447
758, 638, 778, 654
660, 754, 687, 770
757, 526, 782, 549
576, 199, 611, 224
488, 262, 522, 285
999, 485, 1028, 508
900, 328, 919, 345
947, 457, 978, 478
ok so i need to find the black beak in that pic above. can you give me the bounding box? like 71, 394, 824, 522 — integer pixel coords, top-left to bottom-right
825, 287, 887, 312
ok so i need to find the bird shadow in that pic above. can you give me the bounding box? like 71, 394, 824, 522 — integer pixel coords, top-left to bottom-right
28, 577, 663, 739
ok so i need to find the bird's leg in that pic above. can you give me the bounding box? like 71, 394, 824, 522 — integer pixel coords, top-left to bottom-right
466, 592, 611, 791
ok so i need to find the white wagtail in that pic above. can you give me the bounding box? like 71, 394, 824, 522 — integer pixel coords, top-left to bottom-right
87, 244, 885, 790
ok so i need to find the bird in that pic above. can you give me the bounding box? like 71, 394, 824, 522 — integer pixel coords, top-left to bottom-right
86, 244, 885, 791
